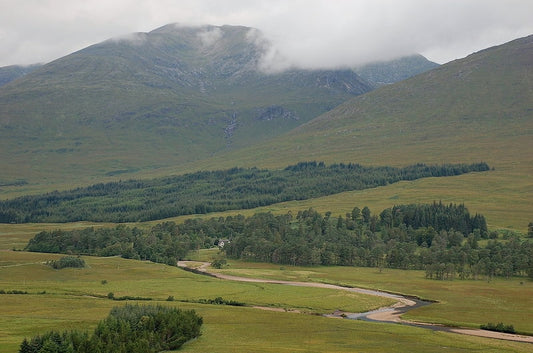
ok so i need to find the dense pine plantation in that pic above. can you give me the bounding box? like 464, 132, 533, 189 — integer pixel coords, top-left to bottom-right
24, 202, 533, 280
19, 304, 202, 353
0, 162, 489, 223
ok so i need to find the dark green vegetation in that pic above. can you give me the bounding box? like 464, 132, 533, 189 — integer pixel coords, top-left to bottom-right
221, 205, 532, 279
19, 304, 202, 353
0, 290, 28, 295
480, 322, 516, 334
46, 256, 85, 270
197, 297, 245, 307
25, 222, 200, 266
24, 202, 533, 280
0, 162, 489, 223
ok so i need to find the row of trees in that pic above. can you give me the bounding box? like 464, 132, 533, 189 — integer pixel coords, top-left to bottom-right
25, 222, 205, 267
0, 162, 490, 223
24, 201, 533, 280
218, 204, 532, 280
19, 304, 202, 353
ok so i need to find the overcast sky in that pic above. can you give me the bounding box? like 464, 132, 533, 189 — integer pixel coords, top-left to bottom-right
1, 0, 532, 68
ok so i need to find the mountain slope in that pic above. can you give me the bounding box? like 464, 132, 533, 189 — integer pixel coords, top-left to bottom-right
196, 35, 532, 230
216, 34, 533, 169
0, 24, 372, 188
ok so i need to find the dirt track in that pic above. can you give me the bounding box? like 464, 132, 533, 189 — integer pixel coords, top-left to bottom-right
177, 261, 533, 344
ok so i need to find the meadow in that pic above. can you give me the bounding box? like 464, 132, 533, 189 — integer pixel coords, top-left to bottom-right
1, 242, 532, 352
211, 260, 533, 333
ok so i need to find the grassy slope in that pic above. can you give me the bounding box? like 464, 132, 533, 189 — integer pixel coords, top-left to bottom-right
0, 250, 531, 353
179, 35, 533, 232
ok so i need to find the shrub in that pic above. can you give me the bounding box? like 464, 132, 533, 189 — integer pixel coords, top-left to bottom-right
211, 258, 227, 269
199, 296, 245, 306
47, 256, 85, 269
20, 304, 202, 353
480, 322, 516, 334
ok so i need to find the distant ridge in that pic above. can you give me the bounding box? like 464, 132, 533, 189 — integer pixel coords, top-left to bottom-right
354, 54, 439, 86
0, 64, 42, 87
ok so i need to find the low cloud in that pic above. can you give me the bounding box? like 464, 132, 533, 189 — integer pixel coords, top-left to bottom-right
0, 0, 532, 67
108, 32, 148, 46
198, 27, 223, 47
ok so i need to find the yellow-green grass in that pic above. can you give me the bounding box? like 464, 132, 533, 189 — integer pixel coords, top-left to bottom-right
0, 251, 394, 312
2, 297, 530, 353
0, 222, 116, 251
1, 252, 531, 353
0, 251, 396, 350
250, 167, 532, 233
137, 167, 532, 233
212, 261, 533, 334
180, 306, 532, 353
184, 248, 221, 262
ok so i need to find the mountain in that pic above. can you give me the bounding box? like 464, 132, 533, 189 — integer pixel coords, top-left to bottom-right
0, 64, 42, 87
216, 34, 533, 168
0, 24, 373, 188
354, 54, 439, 86
199, 35, 533, 230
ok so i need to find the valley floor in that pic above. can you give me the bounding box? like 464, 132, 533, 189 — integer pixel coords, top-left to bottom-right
178, 261, 533, 344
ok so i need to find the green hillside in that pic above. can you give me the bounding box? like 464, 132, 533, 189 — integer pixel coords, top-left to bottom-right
0, 24, 373, 189
194, 35, 533, 231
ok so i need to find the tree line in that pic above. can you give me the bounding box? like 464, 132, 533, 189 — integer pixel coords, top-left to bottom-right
19, 304, 202, 353
221, 204, 532, 280
0, 161, 490, 223
25, 222, 204, 267
24, 201, 533, 280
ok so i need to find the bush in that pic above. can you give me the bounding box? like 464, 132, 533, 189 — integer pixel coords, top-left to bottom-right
199, 296, 245, 306
20, 304, 202, 353
0, 289, 28, 294
47, 256, 85, 269
480, 322, 516, 334
211, 258, 227, 269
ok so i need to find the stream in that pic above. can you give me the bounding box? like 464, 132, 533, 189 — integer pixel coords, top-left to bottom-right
177, 261, 533, 344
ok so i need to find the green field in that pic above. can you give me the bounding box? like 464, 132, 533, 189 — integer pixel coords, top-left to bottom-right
1, 243, 532, 352
210, 260, 533, 333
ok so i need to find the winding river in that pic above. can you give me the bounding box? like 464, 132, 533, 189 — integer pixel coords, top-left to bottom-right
177, 261, 533, 344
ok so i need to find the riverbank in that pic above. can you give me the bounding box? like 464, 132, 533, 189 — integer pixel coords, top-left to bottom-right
177, 261, 533, 344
